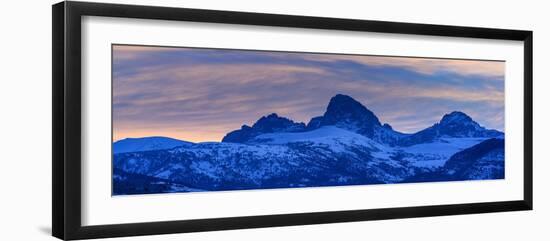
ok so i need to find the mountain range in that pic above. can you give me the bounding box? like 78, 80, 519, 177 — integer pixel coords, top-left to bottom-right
113, 94, 504, 195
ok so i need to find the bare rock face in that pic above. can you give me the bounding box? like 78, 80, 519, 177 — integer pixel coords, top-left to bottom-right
222, 113, 306, 143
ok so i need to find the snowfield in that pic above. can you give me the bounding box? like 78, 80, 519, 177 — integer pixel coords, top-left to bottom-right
252, 126, 487, 168
398, 138, 487, 168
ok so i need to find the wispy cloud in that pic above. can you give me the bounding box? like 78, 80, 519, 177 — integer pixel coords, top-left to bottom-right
298, 54, 504, 78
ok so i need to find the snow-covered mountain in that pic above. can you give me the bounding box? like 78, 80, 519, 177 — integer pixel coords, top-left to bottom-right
222, 94, 501, 147
113, 94, 505, 195
398, 111, 502, 146
113, 136, 192, 154
222, 94, 408, 146
305, 94, 407, 145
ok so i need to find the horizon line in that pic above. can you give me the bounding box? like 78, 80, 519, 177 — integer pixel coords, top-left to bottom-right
113, 109, 504, 143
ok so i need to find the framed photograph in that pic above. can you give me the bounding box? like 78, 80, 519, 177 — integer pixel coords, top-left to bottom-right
52, 1, 533, 240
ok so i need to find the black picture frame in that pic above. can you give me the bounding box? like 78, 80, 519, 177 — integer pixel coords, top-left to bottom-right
52, 1, 533, 240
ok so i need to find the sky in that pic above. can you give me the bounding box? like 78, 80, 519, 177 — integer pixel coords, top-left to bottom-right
112, 44, 505, 142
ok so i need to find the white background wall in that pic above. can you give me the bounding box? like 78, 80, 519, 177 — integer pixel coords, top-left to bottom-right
0, 0, 548, 240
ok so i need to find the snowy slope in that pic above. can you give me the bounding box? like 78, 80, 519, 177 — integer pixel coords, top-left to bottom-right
113, 136, 192, 154
396, 138, 487, 168
251, 126, 364, 144
251, 126, 388, 152
402, 138, 505, 183
252, 127, 487, 168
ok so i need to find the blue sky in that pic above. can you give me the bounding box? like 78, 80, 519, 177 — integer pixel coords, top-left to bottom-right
113, 45, 505, 142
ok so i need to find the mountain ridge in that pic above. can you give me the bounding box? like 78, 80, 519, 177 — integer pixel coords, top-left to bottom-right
221, 94, 502, 147
113, 136, 192, 154
222, 113, 307, 143
397, 111, 502, 146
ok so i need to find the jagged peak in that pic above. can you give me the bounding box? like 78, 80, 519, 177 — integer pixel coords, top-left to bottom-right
439, 111, 475, 126
323, 94, 381, 126
253, 113, 304, 128
327, 94, 364, 109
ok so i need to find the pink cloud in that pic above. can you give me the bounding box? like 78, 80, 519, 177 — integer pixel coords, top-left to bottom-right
298, 54, 504, 77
